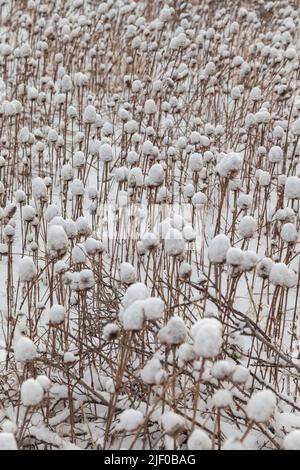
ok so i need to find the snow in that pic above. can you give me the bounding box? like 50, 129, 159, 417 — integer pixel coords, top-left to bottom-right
18, 257, 37, 282
161, 411, 185, 436
49, 304, 65, 325
48, 225, 68, 253
116, 409, 144, 432
120, 262, 136, 285
187, 429, 211, 450
1, 0, 300, 452
246, 390, 276, 423
21, 379, 44, 407
238, 216, 257, 238
193, 319, 222, 358
212, 389, 232, 408
141, 357, 163, 385
14, 337, 37, 363
284, 430, 300, 450
164, 229, 185, 256
0, 432, 17, 450
158, 317, 187, 345
123, 283, 149, 309
208, 235, 230, 264
284, 176, 300, 199
269, 263, 297, 288
121, 300, 145, 331
143, 297, 164, 321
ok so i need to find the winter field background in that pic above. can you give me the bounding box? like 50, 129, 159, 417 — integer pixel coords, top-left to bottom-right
1, 0, 300, 451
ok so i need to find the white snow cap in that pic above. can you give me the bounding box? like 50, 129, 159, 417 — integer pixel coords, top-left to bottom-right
123, 282, 149, 308
36, 375, 51, 391
226, 247, 244, 266
144, 99, 156, 115
0, 432, 17, 450
212, 389, 232, 408
285, 176, 300, 199
21, 378, 44, 406
141, 357, 163, 385
161, 411, 184, 436
100, 143, 113, 162
121, 300, 145, 331
147, 163, 164, 186
15, 336, 37, 362
269, 263, 297, 288
178, 343, 196, 363
165, 228, 185, 256
284, 430, 300, 450
268, 146, 283, 163
216, 152, 243, 178
187, 429, 211, 450
193, 318, 222, 358
49, 304, 65, 324
246, 389, 276, 422
18, 256, 37, 282
48, 225, 68, 253
143, 297, 164, 321
231, 365, 250, 384
238, 216, 257, 238
83, 105, 96, 124
158, 316, 187, 345
120, 262, 136, 284
208, 234, 230, 263
32, 177, 47, 200
116, 409, 144, 431
281, 223, 297, 243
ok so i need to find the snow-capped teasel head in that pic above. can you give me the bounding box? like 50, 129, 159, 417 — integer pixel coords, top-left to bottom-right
270, 263, 297, 288
49, 304, 65, 325
21, 378, 44, 406
122, 282, 149, 309
141, 356, 163, 385
208, 234, 230, 264
83, 105, 96, 124
281, 223, 297, 243
48, 225, 68, 255
32, 177, 47, 200
121, 300, 146, 331
212, 389, 232, 408
268, 146, 283, 163
14, 336, 37, 362
161, 411, 185, 436
165, 228, 185, 256
18, 256, 37, 282
246, 389, 276, 423
143, 297, 164, 321
226, 247, 244, 266
0, 433, 17, 450
285, 176, 300, 199
116, 409, 144, 432
120, 262, 136, 285
158, 316, 187, 345
257, 257, 274, 279
187, 429, 211, 450
100, 143, 113, 162
146, 163, 164, 187
36, 375, 51, 392
142, 232, 159, 250
238, 216, 257, 238
216, 152, 243, 178
191, 318, 222, 358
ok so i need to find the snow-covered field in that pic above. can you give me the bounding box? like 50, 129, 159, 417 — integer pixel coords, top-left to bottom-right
1, 0, 300, 451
